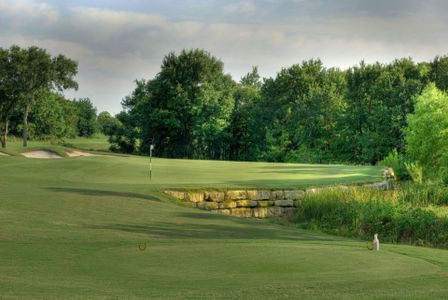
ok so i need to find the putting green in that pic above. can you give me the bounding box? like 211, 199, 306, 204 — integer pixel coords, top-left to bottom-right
1, 148, 447, 299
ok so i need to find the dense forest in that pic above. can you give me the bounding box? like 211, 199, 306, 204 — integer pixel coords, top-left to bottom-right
2, 46, 448, 171
108, 49, 448, 167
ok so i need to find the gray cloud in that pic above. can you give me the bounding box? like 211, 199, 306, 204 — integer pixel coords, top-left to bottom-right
1, 0, 447, 113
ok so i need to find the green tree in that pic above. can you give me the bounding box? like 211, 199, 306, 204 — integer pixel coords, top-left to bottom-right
107, 50, 444, 164
7, 46, 78, 146
123, 49, 235, 159
430, 55, 448, 91
340, 59, 427, 164
0, 46, 22, 148
227, 67, 262, 161
107, 111, 138, 153
59, 97, 79, 138
73, 98, 97, 137
405, 83, 448, 181
341, 62, 386, 163
240, 66, 262, 88
259, 59, 346, 163
27, 90, 67, 139
97, 111, 120, 136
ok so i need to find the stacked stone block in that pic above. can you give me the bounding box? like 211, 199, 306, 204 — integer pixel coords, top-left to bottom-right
165, 189, 304, 219
165, 180, 389, 219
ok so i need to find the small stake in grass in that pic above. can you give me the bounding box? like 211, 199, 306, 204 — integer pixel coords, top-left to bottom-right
138, 242, 148, 251
372, 233, 380, 251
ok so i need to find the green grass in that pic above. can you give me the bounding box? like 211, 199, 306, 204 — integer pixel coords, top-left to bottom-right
1, 143, 448, 298
0, 135, 111, 156
0, 140, 70, 157
63, 134, 111, 152
1, 139, 381, 189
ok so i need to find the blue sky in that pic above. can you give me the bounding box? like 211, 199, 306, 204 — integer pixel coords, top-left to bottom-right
1, 0, 447, 113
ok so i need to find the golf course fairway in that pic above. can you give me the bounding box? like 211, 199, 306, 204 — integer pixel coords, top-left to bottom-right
1, 151, 448, 299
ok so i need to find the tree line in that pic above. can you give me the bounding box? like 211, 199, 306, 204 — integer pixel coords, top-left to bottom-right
2, 46, 448, 169
108, 49, 448, 165
0, 45, 115, 147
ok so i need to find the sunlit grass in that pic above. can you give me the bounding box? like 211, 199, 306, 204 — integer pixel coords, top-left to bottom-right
2, 140, 448, 298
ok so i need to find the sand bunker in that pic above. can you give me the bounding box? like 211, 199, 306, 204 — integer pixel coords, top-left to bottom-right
0, 152, 9, 156
22, 151, 62, 159
66, 150, 102, 157
20, 150, 110, 159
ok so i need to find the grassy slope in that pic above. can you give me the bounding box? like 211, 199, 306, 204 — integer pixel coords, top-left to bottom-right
0, 141, 70, 157
1, 143, 448, 299
0, 135, 111, 156
64, 134, 111, 152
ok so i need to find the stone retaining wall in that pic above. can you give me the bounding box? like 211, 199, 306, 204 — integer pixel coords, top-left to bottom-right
165, 181, 390, 219
165, 189, 302, 219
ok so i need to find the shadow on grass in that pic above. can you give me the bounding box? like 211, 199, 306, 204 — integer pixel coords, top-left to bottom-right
84, 211, 335, 242
85, 222, 333, 241
48, 187, 161, 202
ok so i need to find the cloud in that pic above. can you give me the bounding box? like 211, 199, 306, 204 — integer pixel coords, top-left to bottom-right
223, 1, 257, 16
0, 0, 59, 24
62, 6, 203, 58
1, 0, 448, 114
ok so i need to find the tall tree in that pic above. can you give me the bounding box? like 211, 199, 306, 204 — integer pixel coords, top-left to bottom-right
59, 96, 80, 138
0, 46, 23, 148
107, 111, 138, 153
73, 98, 98, 137
123, 49, 235, 159
28, 90, 71, 139
340, 59, 427, 164
227, 67, 262, 161
97, 111, 120, 136
430, 55, 448, 91
11, 46, 78, 146
405, 84, 448, 181
259, 59, 346, 162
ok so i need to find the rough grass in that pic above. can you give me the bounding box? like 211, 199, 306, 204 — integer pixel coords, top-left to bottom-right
297, 185, 448, 248
1, 142, 448, 298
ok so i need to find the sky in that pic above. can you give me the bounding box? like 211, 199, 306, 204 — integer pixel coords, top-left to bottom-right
1, 0, 447, 114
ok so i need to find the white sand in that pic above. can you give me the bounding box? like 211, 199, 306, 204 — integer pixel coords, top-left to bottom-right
22, 150, 62, 159
66, 150, 102, 157
0, 152, 9, 156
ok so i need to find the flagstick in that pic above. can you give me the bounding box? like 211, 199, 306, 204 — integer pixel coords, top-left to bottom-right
149, 144, 153, 181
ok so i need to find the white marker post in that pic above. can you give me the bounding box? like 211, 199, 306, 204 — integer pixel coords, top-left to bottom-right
372, 233, 380, 251
149, 144, 154, 181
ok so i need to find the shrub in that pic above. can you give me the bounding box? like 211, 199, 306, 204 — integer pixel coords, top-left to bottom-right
405, 162, 423, 184
378, 149, 408, 180
405, 84, 448, 181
